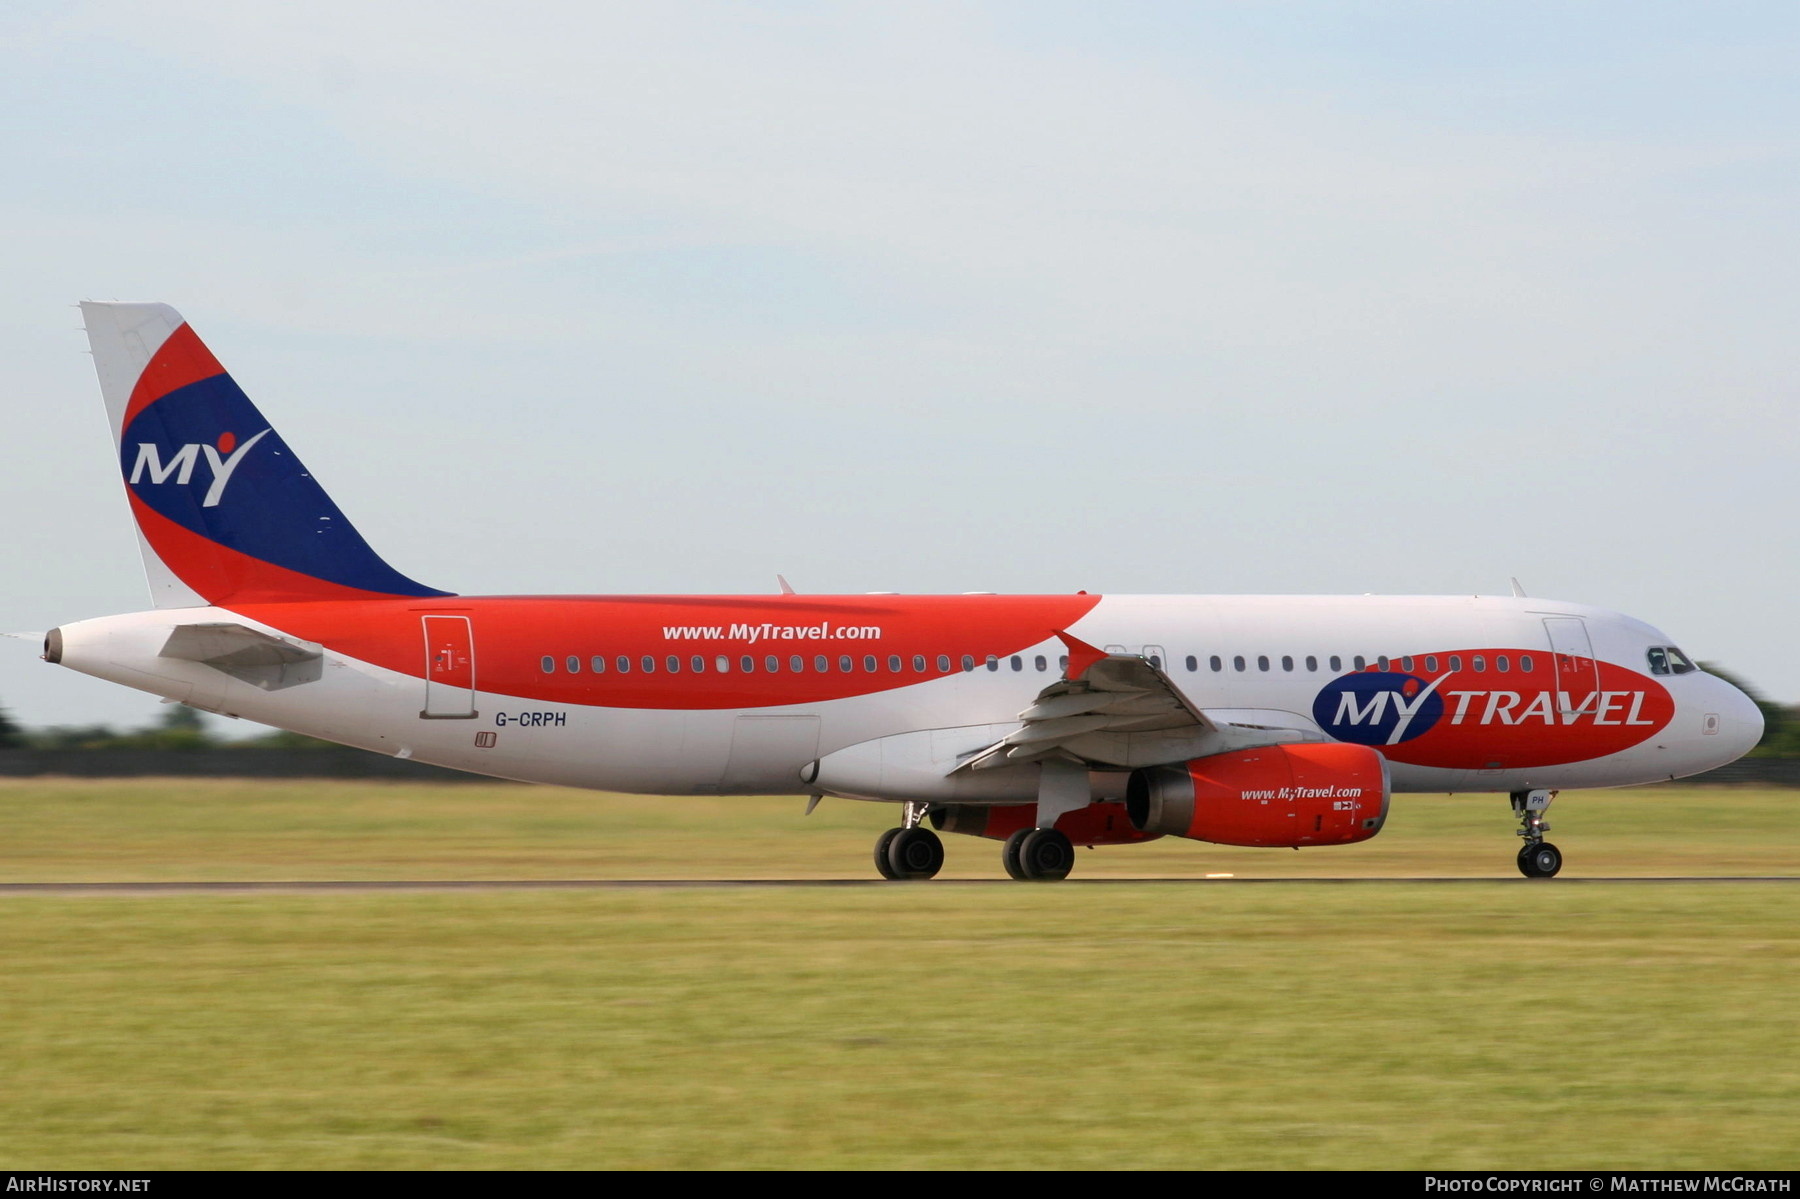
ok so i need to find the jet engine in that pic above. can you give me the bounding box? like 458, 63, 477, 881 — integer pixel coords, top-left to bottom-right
1126, 743, 1389, 847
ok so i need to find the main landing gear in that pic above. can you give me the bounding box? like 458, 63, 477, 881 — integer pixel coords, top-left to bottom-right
872, 804, 1076, 881
874, 802, 945, 881
1002, 827, 1075, 881
1511, 789, 1562, 879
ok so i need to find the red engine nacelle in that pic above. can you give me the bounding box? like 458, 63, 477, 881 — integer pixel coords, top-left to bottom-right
931, 800, 1162, 846
1126, 743, 1390, 847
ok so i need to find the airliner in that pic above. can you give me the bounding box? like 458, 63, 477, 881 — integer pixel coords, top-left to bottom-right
39, 302, 1764, 880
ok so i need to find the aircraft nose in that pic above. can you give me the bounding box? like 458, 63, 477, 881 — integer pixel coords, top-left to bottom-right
1711, 675, 1765, 762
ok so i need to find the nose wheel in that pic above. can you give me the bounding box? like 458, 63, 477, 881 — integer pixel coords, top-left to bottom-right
1517, 840, 1563, 878
1511, 789, 1562, 878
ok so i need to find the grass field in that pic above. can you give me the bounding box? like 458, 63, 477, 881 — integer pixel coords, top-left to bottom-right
2, 779, 1797, 1169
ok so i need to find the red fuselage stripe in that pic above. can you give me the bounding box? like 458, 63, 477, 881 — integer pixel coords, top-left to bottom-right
231, 593, 1106, 710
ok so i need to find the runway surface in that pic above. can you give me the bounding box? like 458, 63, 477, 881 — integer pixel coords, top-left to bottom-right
3, 876, 1798, 894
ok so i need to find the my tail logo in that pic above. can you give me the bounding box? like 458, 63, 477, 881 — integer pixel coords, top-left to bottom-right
129, 429, 271, 508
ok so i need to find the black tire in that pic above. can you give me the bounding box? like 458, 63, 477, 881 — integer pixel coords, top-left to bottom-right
1002, 828, 1031, 880
1019, 828, 1075, 881
886, 827, 945, 880
1517, 841, 1563, 879
874, 827, 904, 880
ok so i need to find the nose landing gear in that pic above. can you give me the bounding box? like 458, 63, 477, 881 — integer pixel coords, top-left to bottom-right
1511, 789, 1562, 878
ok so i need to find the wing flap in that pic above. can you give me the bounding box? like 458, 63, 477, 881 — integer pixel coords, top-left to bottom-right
952, 631, 1326, 772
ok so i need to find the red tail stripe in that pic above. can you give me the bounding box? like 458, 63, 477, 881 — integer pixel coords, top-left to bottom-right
121, 323, 226, 430
130, 493, 421, 604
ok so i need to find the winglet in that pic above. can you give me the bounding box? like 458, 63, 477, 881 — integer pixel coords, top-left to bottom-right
1510, 577, 1528, 598
1054, 630, 1109, 679
777, 574, 796, 595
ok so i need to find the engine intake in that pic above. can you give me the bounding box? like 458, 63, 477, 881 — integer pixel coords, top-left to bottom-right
1126, 743, 1389, 847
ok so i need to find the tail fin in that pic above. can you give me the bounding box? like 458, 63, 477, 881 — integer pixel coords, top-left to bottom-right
80, 301, 452, 606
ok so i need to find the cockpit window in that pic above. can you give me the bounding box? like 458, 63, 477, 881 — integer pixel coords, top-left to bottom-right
1647, 646, 1698, 676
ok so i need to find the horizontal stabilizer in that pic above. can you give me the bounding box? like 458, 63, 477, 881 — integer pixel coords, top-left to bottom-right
159, 622, 324, 691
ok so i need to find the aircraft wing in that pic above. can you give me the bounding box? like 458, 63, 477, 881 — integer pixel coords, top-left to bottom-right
159, 622, 325, 691
954, 633, 1325, 772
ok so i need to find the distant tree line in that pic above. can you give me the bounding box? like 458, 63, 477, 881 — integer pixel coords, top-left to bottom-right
0, 703, 334, 751
3, 667, 1797, 757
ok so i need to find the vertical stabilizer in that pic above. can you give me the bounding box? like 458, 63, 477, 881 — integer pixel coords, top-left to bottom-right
80, 301, 453, 606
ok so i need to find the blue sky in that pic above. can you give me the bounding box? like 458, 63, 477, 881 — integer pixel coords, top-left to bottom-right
2, 2, 1795, 733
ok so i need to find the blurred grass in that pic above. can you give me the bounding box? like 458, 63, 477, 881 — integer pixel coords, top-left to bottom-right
1, 780, 1797, 1168
1, 778, 1795, 881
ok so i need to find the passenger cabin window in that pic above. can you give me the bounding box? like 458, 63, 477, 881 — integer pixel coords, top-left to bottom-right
863, 655, 878, 672
541, 656, 555, 673
591, 656, 607, 673
1233, 655, 1246, 672
1520, 655, 1534, 672
937, 655, 951, 672
815, 655, 829, 672
1472, 655, 1486, 672
1424, 655, 1437, 673
986, 655, 999, 672
566, 656, 581, 673
1185, 655, 1197, 672
1329, 655, 1342, 672
1257, 655, 1270, 671
1058, 655, 1069, 672
1210, 655, 1223, 672
617, 656, 631, 673
840, 656, 854, 672
1281, 655, 1293, 672
1353, 656, 1366, 670
715, 656, 730, 673
914, 655, 928, 672
1400, 656, 1413, 672
1010, 656, 1023, 671
962, 655, 975, 672
641, 656, 656, 673
691, 656, 705, 672
1377, 656, 1390, 671
1448, 655, 1461, 671
1034, 655, 1047, 671
1305, 655, 1317, 672
790, 655, 804, 672
741, 656, 755, 672
667, 656, 682, 673
1496, 655, 1510, 672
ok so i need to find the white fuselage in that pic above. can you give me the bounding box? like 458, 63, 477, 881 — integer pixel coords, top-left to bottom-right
49, 593, 1765, 804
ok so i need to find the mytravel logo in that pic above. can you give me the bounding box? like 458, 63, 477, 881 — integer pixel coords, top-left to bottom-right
1311, 650, 1676, 769
128, 429, 271, 508
662, 622, 883, 643
1312, 671, 1449, 746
